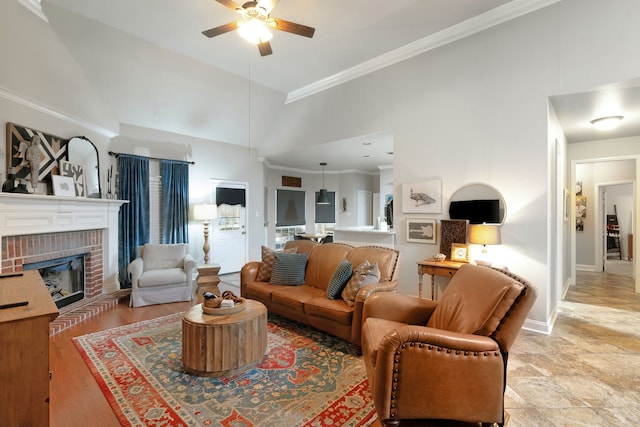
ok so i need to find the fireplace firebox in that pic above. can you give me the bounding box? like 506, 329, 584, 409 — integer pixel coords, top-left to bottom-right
24, 254, 85, 308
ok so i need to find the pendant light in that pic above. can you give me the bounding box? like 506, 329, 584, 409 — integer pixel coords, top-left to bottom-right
316, 162, 330, 205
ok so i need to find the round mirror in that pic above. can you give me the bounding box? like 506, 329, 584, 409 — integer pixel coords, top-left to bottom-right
449, 183, 506, 224
68, 136, 101, 198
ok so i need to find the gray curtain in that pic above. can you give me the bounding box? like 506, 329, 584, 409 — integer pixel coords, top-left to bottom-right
118, 154, 150, 287
161, 160, 189, 244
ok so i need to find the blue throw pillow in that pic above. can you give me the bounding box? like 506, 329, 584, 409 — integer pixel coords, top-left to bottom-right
327, 260, 352, 299
270, 252, 308, 286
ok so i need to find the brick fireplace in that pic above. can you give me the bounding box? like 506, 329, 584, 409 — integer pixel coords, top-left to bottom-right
2, 230, 103, 302
0, 193, 126, 300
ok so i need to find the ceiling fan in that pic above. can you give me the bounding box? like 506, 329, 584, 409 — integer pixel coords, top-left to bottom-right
202, 0, 315, 56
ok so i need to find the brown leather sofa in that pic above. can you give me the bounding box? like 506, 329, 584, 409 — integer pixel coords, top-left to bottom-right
240, 240, 400, 347
361, 264, 537, 426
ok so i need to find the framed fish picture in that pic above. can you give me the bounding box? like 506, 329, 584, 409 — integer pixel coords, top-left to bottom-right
402, 179, 442, 213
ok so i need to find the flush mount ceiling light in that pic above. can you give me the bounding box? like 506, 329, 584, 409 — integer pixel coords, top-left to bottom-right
316, 162, 330, 205
590, 115, 624, 130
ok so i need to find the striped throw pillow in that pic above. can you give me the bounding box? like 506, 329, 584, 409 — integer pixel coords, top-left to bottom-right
270, 252, 308, 286
327, 260, 353, 299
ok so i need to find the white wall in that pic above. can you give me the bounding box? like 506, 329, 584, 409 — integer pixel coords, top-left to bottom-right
6, 0, 640, 331
256, 0, 640, 332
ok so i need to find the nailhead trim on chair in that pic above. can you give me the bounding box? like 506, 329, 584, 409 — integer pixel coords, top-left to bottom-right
389, 342, 501, 419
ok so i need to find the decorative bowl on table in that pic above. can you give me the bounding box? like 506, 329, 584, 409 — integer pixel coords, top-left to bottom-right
202, 290, 246, 315
432, 253, 446, 262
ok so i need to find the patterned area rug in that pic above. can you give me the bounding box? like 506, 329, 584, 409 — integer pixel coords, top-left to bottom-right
74, 312, 376, 426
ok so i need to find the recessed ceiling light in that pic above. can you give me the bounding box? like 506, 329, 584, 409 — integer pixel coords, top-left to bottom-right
590, 115, 623, 130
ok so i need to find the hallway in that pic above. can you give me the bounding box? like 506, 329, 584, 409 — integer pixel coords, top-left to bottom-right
505, 267, 640, 425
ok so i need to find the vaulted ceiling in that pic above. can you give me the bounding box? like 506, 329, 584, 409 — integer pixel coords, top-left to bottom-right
34, 0, 640, 172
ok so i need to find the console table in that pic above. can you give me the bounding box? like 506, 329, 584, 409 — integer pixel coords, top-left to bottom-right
417, 260, 464, 299
0, 270, 59, 426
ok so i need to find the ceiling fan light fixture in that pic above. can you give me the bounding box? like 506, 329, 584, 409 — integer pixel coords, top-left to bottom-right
237, 18, 273, 44
590, 115, 624, 130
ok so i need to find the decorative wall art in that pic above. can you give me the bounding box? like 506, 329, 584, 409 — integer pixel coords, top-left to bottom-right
59, 161, 86, 197
576, 195, 586, 231
406, 218, 437, 244
52, 175, 75, 197
450, 243, 469, 262
6, 123, 67, 194
439, 219, 468, 260
402, 179, 442, 214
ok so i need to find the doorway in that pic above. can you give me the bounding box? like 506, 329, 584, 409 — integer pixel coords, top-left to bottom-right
211, 180, 247, 274
573, 159, 636, 287
598, 182, 634, 277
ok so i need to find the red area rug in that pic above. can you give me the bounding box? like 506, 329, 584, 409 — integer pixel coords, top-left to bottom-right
74, 312, 376, 426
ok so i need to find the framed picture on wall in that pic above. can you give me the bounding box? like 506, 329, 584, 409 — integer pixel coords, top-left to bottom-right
439, 219, 468, 260
406, 218, 437, 244
401, 179, 442, 213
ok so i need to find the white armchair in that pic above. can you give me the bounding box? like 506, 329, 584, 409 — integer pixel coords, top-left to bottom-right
127, 243, 196, 307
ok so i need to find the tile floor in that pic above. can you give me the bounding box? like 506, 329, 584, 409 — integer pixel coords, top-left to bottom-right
506, 262, 640, 426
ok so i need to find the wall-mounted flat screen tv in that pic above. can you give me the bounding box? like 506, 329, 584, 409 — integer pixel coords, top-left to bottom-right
449, 199, 501, 224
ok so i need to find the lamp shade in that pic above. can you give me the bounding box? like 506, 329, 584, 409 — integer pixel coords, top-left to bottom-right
316, 189, 330, 205
468, 224, 501, 245
193, 204, 217, 221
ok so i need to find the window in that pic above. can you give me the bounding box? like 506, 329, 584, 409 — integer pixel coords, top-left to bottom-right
276, 189, 306, 227
315, 191, 336, 223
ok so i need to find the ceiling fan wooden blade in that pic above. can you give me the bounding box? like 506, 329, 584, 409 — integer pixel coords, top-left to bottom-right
202, 22, 238, 38
258, 41, 273, 56
256, 0, 279, 14
214, 0, 243, 12
273, 19, 315, 38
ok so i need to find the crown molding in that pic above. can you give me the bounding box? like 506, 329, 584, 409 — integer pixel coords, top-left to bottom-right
17, 0, 48, 22
263, 159, 379, 176
0, 86, 119, 138
286, 0, 561, 104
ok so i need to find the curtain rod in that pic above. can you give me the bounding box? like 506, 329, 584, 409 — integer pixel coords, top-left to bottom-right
108, 151, 195, 165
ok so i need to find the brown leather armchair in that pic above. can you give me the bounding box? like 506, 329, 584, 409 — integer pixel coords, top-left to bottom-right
361, 264, 537, 426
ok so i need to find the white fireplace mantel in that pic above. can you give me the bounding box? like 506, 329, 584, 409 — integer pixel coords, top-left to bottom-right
0, 193, 127, 293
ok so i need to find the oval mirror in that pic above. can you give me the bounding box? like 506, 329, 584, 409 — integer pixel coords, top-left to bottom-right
449, 183, 506, 224
68, 136, 101, 198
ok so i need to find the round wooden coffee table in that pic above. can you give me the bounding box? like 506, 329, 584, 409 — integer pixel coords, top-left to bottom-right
182, 299, 267, 377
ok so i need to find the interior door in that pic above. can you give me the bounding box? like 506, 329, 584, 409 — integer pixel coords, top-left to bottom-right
211, 181, 247, 274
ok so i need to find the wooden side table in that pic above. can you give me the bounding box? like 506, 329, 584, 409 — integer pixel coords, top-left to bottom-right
417, 260, 464, 300
195, 264, 221, 303
182, 299, 267, 376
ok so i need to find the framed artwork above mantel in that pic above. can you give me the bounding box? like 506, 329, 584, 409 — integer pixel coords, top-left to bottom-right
6, 123, 68, 194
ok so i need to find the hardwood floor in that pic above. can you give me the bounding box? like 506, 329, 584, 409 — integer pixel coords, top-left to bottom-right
50, 299, 193, 427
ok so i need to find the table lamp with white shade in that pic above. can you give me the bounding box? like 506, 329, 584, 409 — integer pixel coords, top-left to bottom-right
193, 204, 217, 264
468, 223, 501, 267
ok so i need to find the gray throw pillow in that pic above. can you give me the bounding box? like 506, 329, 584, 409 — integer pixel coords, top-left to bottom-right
270, 252, 308, 286
256, 245, 297, 282
327, 260, 352, 299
